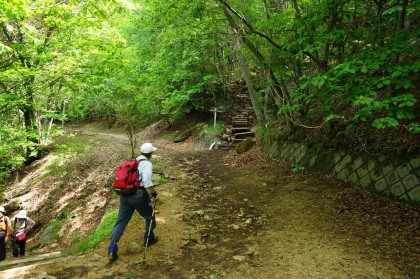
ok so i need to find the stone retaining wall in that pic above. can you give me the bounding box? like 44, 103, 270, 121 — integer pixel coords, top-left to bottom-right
261, 140, 420, 205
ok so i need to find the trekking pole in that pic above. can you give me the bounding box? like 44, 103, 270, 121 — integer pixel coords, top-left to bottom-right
142, 204, 156, 263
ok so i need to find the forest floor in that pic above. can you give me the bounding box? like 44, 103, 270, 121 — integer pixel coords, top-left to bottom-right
0, 119, 419, 279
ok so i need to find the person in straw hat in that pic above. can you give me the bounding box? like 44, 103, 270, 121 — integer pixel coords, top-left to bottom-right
11, 210, 35, 258
0, 206, 12, 261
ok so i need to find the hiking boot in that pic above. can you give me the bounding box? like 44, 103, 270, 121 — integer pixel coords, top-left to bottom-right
108, 242, 118, 261
144, 236, 159, 247
108, 252, 118, 261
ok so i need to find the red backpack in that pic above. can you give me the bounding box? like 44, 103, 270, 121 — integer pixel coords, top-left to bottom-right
112, 159, 144, 195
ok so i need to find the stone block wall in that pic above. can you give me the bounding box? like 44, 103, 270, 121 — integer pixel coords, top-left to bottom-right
261, 140, 420, 205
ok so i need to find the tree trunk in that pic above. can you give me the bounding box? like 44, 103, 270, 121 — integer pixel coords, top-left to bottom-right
125, 124, 138, 158
400, 0, 408, 30
235, 43, 267, 127
221, 4, 292, 129
23, 81, 39, 160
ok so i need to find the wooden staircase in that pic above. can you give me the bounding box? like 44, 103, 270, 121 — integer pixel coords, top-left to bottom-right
218, 93, 255, 150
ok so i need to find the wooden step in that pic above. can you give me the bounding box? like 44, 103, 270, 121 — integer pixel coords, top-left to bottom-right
233, 131, 254, 138
232, 121, 250, 125
231, 127, 250, 132
232, 118, 249, 121
232, 123, 250, 127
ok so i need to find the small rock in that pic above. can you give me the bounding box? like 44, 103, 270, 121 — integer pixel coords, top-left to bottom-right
179, 173, 189, 179
160, 191, 173, 197
233, 255, 246, 261
235, 138, 255, 154
195, 210, 205, 216
245, 250, 255, 256
37, 272, 57, 279
126, 242, 142, 253
173, 214, 184, 221
232, 224, 240, 230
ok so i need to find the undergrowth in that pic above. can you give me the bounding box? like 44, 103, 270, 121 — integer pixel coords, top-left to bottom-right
66, 209, 118, 255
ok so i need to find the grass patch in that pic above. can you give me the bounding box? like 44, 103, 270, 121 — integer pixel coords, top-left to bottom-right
66, 209, 118, 255
202, 121, 223, 134
154, 161, 169, 173
159, 177, 169, 184
44, 134, 112, 177
291, 163, 305, 173
203, 207, 214, 213
157, 255, 175, 265
32, 219, 62, 250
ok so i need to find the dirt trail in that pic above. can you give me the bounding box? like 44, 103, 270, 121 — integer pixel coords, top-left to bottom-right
0, 125, 419, 279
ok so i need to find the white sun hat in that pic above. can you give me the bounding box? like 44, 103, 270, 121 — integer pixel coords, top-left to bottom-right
0, 206, 5, 214
15, 210, 27, 219
140, 143, 157, 154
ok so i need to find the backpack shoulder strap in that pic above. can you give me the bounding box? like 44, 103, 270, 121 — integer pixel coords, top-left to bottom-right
1, 216, 8, 231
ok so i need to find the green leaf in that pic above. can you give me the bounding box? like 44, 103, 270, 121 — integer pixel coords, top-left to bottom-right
382, 6, 403, 16
324, 114, 344, 122
372, 117, 399, 129
408, 124, 420, 133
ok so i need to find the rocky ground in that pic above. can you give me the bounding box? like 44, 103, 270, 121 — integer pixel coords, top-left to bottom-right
0, 120, 419, 279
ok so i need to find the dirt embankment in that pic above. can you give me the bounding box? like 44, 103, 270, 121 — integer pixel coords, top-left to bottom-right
0, 122, 419, 279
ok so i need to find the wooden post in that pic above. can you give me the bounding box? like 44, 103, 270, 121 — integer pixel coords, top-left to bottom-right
210, 108, 222, 128
209, 108, 222, 149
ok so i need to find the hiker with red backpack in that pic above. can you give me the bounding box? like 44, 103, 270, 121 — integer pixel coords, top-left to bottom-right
11, 210, 35, 258
108, 142, 159, 261
0, 206, 12, 261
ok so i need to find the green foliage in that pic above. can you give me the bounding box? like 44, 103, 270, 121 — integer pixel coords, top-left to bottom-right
67, 210, 118, 255
372, 117, 399, 129
43, 135, 88, 177
159, 177, 169, 184
255, 128, 271, 144
408, 124, 420, 133
1, 0, 419, 180
202, 121, 223, 134
157, 256, 175, 265
203, 207, 214, 213
294, 26, 419, 131
291, 163, 305, 173
46, 220, 62, 244
43, 134, 110, 179
0, 0, 124, 184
